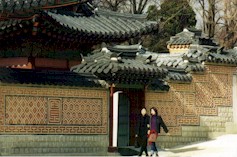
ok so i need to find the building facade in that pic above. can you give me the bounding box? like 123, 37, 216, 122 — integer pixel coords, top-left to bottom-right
71, 43, 237, 152
0, 0, 160, 155
1, 1, 237, 155
0, 68, 110, 155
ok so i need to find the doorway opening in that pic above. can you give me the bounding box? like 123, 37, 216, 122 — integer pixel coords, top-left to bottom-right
112, 88, 145, 148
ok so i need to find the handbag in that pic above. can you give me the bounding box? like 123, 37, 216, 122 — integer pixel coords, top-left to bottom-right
148, 133, 157, 142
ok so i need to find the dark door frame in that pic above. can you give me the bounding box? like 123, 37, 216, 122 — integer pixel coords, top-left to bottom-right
108, 87, 145, 152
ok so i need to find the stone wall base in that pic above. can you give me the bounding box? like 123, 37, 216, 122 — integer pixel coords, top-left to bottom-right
0, 135, 108, 156
226, 122, 237, 134
157, 126, 208, 148
157, 106, 234, 148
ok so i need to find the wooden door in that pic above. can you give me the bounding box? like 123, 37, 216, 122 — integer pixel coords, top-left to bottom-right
117, 94, 130, 147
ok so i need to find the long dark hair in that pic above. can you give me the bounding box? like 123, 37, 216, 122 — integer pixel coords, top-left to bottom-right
150, 107, 158, 116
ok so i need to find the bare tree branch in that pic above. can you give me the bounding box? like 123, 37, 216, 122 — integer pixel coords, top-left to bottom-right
97, 0, 154, 14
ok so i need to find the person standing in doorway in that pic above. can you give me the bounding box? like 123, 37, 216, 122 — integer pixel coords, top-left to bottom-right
135, 108, 150, 156
148, 107, 169, 157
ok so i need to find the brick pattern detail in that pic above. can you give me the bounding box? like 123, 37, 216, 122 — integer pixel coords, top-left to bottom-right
5, 96, 48, 125
145, 65, 236, 135
0, 86, 108, 134
177, 116, 200, 125
48, 98, 62, 124
62, 98, 102, 125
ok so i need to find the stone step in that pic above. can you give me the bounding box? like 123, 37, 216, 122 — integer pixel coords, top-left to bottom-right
199, 107, 234, 135
158, 136, 207, 143
14, 152, 120, 156
200, 117, 232, 133
182, 126, 209, 132
200, 116, 232, 123
0, 135, 108, 155
181, 131, 208, 138
8, 153, 111, 156
1, 141, 104, 148
181, 126, 209, 138
159, 137, 207, 148
226, 122, 237, 134
208, 132, 226, 139
0, 147, 107, 155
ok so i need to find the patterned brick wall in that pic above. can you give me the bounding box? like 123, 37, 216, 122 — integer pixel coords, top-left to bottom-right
0, 86, 108, 134
145, 65, 236, 136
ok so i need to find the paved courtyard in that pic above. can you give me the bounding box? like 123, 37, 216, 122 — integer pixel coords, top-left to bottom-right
144, 134, 237, 157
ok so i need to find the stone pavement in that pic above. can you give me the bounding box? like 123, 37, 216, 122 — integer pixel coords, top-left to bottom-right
8, 134, 236, 156
140, 134, 237, 157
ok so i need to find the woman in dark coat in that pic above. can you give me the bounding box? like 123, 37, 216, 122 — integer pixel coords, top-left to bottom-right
135, 108, 150, 156
148, 107, 169, 157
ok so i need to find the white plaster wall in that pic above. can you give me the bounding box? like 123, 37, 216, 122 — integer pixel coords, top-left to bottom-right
112, 91, 122, 147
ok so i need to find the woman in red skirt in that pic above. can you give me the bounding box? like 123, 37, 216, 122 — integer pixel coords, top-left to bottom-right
148, 107, 169, 157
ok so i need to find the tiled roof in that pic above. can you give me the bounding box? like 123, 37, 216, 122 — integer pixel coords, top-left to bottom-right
167, 29, 196, 46
167, 38, 193, 45
148, 79, 170, 91
207, 51, 237, 64
0, 0, 86, 14
71, 44, 169, 89
3, 0, 159, 46
147, 53, 195, 82
107, 44, 146, 58
182, 48, 207, 71
168, 72, 192, 82
84, 44, 146, 62
154, 53, 188, 70
188, 63, 205, 72
0, 19, 31, 40
167, 28, 218, 46
0, 19, 22, 30
71, 57, 167, 85
43, 10, 158, 42
0, 2, 159, 43
74, 44, 214, 84
0, 68, 108, 88
184, 46, 237, 65
72, 43, 207, 87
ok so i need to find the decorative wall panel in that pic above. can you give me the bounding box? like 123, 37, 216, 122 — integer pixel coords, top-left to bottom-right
62, 98, 102, 125
48, 98, 62, 124
145, 65, 235, 135
5, 96, 47, 125
0, 87, 108, 134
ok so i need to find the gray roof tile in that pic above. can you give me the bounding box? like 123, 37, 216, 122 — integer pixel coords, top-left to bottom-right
168, 38, 193, 45
0, 68, 108, 88
184, 46, 237, 65
207, 52, 237, 64
71, 49, 168, 86
43, 10, 158, 41
73, 44, 237, 85
1, 3, 158, 42
167, 29, 218, 46
0, 0, 86, 14
0, 19, 21, 30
